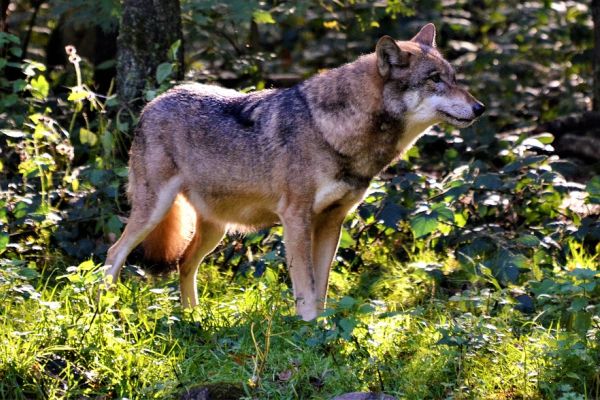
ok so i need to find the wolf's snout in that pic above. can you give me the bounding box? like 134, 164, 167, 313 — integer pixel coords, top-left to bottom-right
472, 101, 485, 118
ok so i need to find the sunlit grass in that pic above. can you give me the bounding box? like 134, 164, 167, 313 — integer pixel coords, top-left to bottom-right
1, 244, 599, 399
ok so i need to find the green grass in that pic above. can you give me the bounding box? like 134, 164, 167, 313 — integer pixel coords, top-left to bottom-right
1, 246, 599, 400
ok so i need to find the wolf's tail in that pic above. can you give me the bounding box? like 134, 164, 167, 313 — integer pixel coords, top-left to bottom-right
140, 195, 197, 274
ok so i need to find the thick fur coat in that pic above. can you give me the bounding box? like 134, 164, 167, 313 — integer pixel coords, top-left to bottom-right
104, 24, 484, 320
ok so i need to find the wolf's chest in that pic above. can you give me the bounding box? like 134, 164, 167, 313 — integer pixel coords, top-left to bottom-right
313, 178, 367, 215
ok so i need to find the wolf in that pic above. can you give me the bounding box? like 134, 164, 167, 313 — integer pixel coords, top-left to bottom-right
103, 23, 485, 321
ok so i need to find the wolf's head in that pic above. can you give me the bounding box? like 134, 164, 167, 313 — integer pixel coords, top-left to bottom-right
376, 24, 484, 130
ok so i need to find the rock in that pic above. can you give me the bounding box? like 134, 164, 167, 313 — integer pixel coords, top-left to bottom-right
180, 386, 209, 400
180, 383, 245, 400
331, 392, 397, 400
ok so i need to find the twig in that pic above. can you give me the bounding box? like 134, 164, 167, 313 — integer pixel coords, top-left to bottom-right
218, 25, 242, 56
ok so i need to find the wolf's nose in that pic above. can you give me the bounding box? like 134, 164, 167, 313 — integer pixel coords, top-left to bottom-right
472, 102, 486, 117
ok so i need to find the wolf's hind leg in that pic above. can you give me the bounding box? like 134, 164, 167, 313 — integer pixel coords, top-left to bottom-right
178, 218, 226, 309
103, 176, 183, 285
312, 208, 346, 314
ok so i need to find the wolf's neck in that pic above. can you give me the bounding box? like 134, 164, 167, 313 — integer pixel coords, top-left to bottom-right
396, 119, 433, 155
301, 54, 421, 177
302, 55, 386, 152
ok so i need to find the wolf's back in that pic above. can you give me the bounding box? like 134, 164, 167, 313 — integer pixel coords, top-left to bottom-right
124, 82, 308, 273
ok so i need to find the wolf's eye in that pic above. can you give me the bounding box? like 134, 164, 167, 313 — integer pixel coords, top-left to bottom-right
428, 73, 442, 83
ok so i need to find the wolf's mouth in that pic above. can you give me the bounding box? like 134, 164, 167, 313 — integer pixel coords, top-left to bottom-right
438, 110, 473, 124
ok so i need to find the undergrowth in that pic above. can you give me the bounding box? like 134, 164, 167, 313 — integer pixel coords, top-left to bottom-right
1, 245, 599, 399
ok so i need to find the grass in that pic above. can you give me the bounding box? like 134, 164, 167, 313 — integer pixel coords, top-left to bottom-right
1, 244, 599, 400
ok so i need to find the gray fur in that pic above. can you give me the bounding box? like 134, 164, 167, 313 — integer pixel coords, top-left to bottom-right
104, 24, 484, 321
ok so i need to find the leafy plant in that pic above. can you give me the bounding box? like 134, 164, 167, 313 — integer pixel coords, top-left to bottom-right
1, 1, 599, 398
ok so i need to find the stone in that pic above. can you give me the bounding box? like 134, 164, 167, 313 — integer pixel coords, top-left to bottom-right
331, 392, 397, 400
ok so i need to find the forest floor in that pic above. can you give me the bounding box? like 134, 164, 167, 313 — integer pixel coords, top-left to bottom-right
1, 242, 598, 400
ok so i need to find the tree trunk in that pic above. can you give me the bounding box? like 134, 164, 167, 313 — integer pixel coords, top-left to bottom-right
1, 0, 9, 33
593, 0, 600, 111
117, 0, 183, 105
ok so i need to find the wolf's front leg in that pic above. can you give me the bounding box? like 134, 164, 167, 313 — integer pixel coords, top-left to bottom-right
280, 206, 318, 321
312, 208, 346, 313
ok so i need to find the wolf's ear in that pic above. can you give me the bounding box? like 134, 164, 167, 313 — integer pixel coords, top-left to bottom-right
376, 36, 410, 79
411, 23, 436, 47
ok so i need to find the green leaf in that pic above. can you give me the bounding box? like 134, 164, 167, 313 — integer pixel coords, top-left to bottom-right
443, 183, 470, 202
106, 95, 119, 107
9, 46, 22, 57
17, 266, 39, 280
338, 317, 358, 337
1, 129, 26, 138
568, 298, 588, 312
156, 63, 173, 84
502, 155, 547, 173
13, 201, 29, 219
0, 32, 20, 45
79, 128, 98, 146
479, 264, 502, 290
568, 268, 598, 280
431, 203, 454, 222
95, 59, 116, 70
19, 158, 38, 177
586, 176, 600, 204
89, 169, 107, 185
357, 303, 376, 314
78, 259, 97, 272
253, 9, 275, 24
338, 296, 356, 310
101, 131, 114, 155
114, 167, 129, 177
514, 294, 535, 314
378, 201, 405, 228
530, 132, 554, 144
29, 75, 49, 99
516, 234, 540, 247
571, 311, 592, 337
404, 145, 420, 159
2, 93, 18, 107
410, 213, 438, 238
23, 61, 46, 77
117, 119, 129, 133
168, 39, 181, 61
436, 329, 467, 347
338, 227, 355, 249
68, 87, 90, 102
13, 79, 26, 92
145, 89, 157, 101
580, 282, 597, 291
106, 214, 123, 235
444, 148, 459, 160
320, 308, 337, 318
521, 137, 547, 150
473, 173, 503, 190
0, 233, 9, 255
